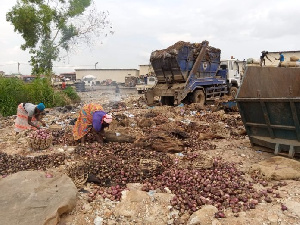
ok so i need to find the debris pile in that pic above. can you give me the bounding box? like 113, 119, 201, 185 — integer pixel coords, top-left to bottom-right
150, 41, 221, 61
1, 90, 299, 225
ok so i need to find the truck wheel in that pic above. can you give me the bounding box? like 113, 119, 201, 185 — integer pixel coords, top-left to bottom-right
161, 96, 174, 106
193, 90, 205, 106
138, 90, 143, 94
229, 87, 238, 98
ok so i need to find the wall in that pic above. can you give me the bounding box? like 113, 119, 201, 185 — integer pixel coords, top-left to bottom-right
75, 69, 139, 83
139, 65, 154, 76
264, 51, 300, 67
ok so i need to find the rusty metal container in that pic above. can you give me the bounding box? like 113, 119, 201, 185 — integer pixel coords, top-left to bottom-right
236, 67, 300, 157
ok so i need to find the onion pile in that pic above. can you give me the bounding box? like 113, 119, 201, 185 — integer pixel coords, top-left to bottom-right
88, 185, 126, 202
68, 143, 173, 187
141, 159, 282, 216
0, 152, 65, 175
28, 129, 53, 150
68, 145, 283, 217
52, 128, 76, 146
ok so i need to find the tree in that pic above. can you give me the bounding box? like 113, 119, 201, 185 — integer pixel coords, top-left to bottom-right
7, 0, 113, 75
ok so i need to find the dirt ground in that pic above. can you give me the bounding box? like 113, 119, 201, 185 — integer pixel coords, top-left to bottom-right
0, 87, 300, 225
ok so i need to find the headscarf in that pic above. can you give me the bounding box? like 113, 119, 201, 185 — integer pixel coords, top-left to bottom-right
103, 114, 113, 124
37, 103, 45, 111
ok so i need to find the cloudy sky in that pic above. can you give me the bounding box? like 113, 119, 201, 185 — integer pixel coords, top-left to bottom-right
0, 0, 299, 75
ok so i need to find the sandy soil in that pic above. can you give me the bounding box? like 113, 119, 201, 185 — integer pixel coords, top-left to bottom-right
1, 87, 299, 225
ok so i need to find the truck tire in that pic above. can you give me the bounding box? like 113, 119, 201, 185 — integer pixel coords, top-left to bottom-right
229, 87, 238, 98
193, 90, 205, 106
161, 96, 174, 106
161, 96, 167, 105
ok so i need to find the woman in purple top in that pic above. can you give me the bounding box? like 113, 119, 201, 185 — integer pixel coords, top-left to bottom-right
73, 103, 113, 145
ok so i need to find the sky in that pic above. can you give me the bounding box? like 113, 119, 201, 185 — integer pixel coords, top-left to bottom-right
0, 0, 299, 75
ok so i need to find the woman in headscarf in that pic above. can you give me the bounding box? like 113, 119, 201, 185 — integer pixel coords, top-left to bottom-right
73, 103, 113, 145
15, 102, 46, 134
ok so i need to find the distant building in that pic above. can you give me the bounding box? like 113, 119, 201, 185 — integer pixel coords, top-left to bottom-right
139, 65, 154, 76
21, 75, 37, 82
75, 69, 139, 83
263, 50, 300, 67
60, 72, 76, 81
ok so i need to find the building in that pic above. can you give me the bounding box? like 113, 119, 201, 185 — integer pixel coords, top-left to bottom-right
139, 65, 154, 76
60, 72, 76, 81
263, 51, 300, 67
75, 69, 139, 83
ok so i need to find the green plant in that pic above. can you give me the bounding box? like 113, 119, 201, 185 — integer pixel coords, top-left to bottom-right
0, 77, 27, 116
63, 86, 81, 103
0, 77, 80, 116
24, 78, 55, 106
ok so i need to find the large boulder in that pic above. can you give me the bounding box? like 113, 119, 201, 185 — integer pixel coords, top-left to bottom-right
249, 156, 300, 180
187, 205, 218, 225
0, 171, 77, 225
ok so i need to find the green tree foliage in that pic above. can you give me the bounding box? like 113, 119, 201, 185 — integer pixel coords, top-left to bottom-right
7, 0, 113, 75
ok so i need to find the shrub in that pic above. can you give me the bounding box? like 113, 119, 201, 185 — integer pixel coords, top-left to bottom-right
63, 86, 81, 103
0, 77, 27, 116
24, 78, 56, 107
0, 77, 79, 116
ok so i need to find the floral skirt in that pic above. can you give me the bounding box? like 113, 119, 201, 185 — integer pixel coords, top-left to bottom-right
73, 103, 103, 140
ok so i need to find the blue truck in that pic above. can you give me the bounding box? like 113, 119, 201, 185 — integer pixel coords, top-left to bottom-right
145, 40, 240, 106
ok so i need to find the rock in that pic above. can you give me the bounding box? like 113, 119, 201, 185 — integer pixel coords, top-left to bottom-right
267, 214, 279, 225
93, 216, 103, 225
66, 147, 75, 153
212, 219, 222, 225
285, 200, 300, 217
179, 213, 190, 224
82, 203, 92, 214
113, 190, 174, 224
249, 156, 300, 180
126, 183, 143, 191
103, 209, 113, 218
0, 171, 77, 225
187, 205, 218, 225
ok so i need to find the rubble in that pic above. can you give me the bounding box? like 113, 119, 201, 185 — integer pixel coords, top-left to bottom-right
0, 88, 300, 225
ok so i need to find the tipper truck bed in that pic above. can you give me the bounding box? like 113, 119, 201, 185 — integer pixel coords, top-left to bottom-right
145, 40, 230, 106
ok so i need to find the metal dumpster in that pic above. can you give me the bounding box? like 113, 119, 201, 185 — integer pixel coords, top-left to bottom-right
236, 66, 300, 157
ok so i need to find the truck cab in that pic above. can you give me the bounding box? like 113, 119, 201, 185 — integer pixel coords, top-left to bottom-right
136, 76, 157, 94
217, 59, 242, 97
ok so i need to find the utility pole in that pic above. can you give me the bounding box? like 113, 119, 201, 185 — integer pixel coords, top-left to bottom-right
18, 62, 20, 74
95, 62, 98, 69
